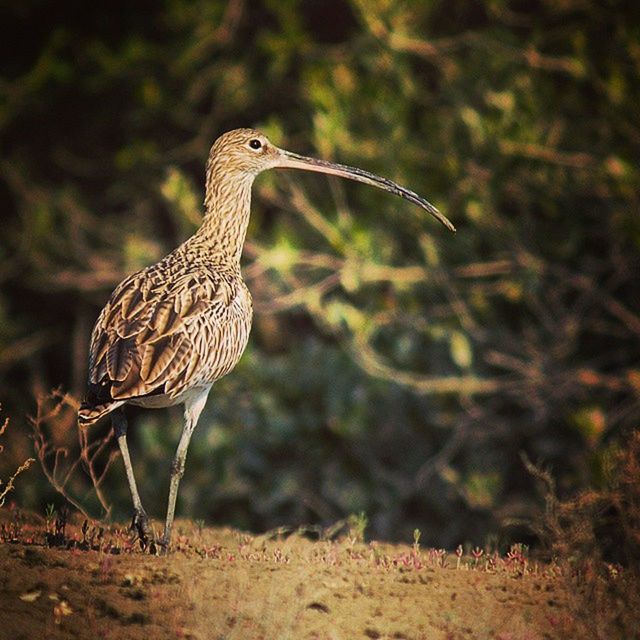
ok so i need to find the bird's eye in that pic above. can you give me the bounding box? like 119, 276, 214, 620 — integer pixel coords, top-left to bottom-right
249, 139, 262, 150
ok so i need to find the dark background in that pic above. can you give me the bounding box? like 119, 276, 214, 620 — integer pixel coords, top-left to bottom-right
0, 0, 638, 548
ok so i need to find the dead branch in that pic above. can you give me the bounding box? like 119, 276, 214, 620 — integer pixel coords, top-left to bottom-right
29, 389, 114, 519
0, 408, 35, 508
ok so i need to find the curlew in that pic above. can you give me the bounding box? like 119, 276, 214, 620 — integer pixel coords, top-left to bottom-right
78, 128, 455, 550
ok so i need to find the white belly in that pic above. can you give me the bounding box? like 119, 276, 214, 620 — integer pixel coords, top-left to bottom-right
128, 384, 213, 409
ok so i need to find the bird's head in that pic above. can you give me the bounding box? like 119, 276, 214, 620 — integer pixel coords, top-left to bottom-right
206, 128, 455, 231
207, 128, 281, 176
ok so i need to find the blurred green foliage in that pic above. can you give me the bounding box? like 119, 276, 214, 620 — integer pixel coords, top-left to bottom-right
0, 0, 638, 546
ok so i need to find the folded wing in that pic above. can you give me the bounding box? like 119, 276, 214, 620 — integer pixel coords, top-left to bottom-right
84, 258, 249, 413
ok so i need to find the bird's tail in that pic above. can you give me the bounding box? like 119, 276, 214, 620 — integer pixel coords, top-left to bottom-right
78, 401, 123, 427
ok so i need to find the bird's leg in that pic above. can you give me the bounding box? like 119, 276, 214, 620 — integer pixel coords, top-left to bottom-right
160, 388, 209, 551
160, 420, 196, 551
112, 408, 153, 548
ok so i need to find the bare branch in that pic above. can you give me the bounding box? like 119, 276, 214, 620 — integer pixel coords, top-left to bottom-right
29, 390, 114, 519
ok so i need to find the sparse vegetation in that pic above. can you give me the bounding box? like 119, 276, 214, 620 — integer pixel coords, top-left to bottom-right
0, 512, 574, 639
0, 408, 34, 508
2, 440, 639, 638
29, 390, 115, 519
525, 429, 640, 640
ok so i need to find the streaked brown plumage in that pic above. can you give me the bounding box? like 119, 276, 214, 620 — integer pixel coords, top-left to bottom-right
79, 128, 454, 550
84, 252, 251, 413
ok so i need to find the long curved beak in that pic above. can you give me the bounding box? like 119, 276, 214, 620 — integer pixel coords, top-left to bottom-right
274, 149, 455, 232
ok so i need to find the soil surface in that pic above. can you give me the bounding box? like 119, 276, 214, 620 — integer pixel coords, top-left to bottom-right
0, 513, 575, 640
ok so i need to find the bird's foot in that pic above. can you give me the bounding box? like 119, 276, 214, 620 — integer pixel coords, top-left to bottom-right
130, 509, 154, 551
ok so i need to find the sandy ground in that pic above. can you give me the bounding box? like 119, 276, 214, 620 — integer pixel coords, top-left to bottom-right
0, 514, 575, 640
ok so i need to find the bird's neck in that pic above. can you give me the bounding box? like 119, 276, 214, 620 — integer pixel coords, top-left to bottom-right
193, 169, 255, 265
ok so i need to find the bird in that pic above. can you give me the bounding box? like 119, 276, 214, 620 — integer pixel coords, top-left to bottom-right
78, 128, 455, 550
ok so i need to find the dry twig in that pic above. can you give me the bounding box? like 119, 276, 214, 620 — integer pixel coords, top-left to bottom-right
0, 409, 35, 508
30, 389, 114, 518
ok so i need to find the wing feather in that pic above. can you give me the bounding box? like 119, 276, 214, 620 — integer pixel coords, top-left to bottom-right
112, 364, 147, 399
120, 287, 145, 317
150, 299, 178, 333
149, 336, 191, 389
106, 337, 134, 382
140, 335, 174, 382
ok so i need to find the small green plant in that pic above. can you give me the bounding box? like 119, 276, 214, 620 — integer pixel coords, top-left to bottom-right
347, 511, 368, 544
45, 503, 56, 533
413, 528, 421, 556
44, 504, 68, 547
